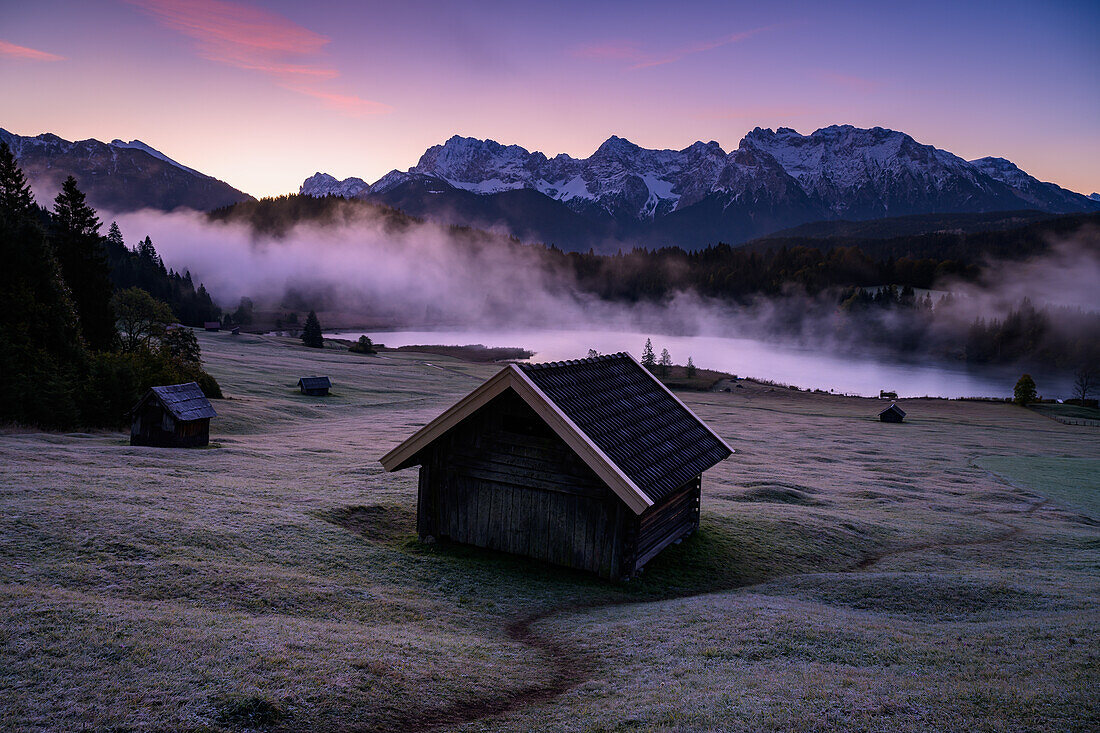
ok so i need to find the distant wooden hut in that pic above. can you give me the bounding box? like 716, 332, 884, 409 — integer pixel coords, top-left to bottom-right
380, 353, 733, 580
298, 376, 331, 396
879, 403, 906, 423
130, 382, 216, 447
203, 321, 220, 332
231, 326, 240, 335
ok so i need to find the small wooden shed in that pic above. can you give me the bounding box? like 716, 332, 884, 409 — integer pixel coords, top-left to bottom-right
298, 376, 331, 396
380, 353, 733, 580
203, 321, 220, 332
130, 382, 216, 448
879, 403, 906, 423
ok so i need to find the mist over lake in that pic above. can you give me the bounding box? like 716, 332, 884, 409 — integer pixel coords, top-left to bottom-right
330, 328, 1074, 399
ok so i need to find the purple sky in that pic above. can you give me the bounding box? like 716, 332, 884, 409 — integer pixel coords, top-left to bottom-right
2, 0, 1098, 197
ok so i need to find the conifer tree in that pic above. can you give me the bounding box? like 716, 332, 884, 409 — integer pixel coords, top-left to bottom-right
642, 338, 655, 366
106, 221, 124, 249
0, 144, 86, 427
52, 176, 116, 351
0, 142, 36, 225
686, 356, 696, 378
301, 310, 324, 348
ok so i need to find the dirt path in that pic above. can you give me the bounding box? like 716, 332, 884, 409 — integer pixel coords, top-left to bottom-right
376, 498, 1049, 733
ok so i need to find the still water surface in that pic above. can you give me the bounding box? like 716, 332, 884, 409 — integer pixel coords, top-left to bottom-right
328, 328, 1072, 399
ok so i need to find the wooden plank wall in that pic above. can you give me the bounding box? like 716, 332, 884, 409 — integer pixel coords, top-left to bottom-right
418, 391, 626, 578
629, 476, 701, 573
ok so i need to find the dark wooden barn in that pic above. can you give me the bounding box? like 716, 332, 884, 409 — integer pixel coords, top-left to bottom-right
298, 376, 331, 396
380, 353, 733, 580
130, 382, 216, 448
879, 403, 906, 423
203, 321, 220, 331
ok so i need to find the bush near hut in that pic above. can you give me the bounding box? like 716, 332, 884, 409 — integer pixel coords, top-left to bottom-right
84, 346, 222, 428
0, 145, 223, 430
348, 335, 376, 354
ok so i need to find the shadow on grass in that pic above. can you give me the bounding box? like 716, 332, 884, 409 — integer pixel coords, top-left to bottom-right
319, 503, 876, 606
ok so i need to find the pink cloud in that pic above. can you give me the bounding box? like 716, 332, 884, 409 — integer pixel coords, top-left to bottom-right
814, 70, 881, 93
0, 40, 65, 62
573, 25, 775, 70
127, 0, 388, 116
282, 85, 393, 117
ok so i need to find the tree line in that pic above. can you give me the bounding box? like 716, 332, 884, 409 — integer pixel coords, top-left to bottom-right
0, 142, 221, 429
103, 224, 221, 327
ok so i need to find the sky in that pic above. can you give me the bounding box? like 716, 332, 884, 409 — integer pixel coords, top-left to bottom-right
1, 0, 1098, 198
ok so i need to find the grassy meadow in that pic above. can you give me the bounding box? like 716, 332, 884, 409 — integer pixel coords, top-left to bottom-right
1, 331, 1097, 732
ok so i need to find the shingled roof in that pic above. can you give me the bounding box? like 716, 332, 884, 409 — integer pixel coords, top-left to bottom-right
379, 353, 732, 513
879, 403, 906, 418
520, 354, 731, 503
298, 376, 332, 390
145, 382, 216, 421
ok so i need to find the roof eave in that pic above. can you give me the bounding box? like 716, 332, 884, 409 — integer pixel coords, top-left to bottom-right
377, 364, 654, 515
378, 366, 515, 472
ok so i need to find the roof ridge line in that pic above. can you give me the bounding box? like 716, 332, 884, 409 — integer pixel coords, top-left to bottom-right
520, 351, 632, 370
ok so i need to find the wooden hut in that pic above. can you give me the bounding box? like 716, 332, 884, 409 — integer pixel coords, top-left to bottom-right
298, 376, 331, 396
380, 353, 733, 580
879, 403, 906, 423
130, 382, 216, 448
203, 321, 220, 332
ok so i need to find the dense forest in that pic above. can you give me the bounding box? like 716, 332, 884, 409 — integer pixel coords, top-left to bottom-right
0, 142, 221, 429
103, 223, 221, 326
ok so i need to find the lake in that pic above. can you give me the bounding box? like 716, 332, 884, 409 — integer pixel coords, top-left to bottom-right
327, 327, 1074, 399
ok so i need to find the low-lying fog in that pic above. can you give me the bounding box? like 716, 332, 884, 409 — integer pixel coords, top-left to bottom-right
111, 208, 1098, 400
328, 327, 1076, 399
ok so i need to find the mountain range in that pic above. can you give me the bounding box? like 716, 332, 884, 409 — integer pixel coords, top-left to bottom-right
302, 125, 1100, 250
0, 128, 251, 213
4, 123, 1097, 250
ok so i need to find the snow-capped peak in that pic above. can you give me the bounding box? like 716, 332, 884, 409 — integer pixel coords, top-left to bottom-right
970, 156, 1098, 211
295, 124, 1100, 224
299, 172, 370, 198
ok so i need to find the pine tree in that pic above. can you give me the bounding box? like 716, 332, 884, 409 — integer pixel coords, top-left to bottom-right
642, 338, 655, 367
0, 142, 36, 225
138, 235, 158, 266
106, 221, 124, 249
0, 145, 87, 427
52, 176, 116, 351
686, 356, 696, 378
301, 310, 324, 348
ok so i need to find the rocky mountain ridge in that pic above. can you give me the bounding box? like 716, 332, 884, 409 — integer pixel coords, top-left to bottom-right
302, 125, 1097, 249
